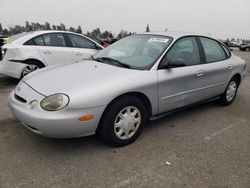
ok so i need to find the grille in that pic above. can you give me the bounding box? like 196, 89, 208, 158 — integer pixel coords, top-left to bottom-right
14, 94, 27, 103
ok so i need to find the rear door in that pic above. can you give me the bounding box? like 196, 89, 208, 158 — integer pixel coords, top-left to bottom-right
198, 37, 233, 98
34, 33, 74, 65
66, 33, 102, 63
158, 37, 207, 113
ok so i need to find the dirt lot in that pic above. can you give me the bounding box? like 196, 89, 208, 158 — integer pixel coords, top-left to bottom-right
0, 49, 250, 188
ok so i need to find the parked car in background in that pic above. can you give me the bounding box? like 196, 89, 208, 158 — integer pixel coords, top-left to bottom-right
0, 31, 103, 79
0, 35, 8, 60
229, 41, 241, 48
239, 43, 250, 51
86, 35, 110, 48
0, 35, 8, 45
9, 32, 247, 147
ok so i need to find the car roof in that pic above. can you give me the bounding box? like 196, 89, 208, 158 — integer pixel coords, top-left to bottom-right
138, 31, 203, 40
11, 30, 87, 45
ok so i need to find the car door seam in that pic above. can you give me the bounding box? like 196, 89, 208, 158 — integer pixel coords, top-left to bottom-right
161, 82, 225, 100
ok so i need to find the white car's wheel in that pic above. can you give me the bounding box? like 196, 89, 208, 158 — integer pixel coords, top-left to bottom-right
21, 61, 44, 78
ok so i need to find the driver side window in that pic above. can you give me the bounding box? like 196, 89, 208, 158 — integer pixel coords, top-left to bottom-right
164, 37, 200, 66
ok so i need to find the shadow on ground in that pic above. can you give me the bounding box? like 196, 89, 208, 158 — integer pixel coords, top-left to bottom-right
0, 74, 19, 88
0, 100, 220, 152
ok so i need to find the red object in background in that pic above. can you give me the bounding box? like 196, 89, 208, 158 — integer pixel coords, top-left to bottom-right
100, 39, 110, 48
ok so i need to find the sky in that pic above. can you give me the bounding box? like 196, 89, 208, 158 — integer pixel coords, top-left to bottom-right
0, 0, 250, 39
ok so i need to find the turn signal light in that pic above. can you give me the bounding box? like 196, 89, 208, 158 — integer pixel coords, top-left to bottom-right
79, 115, 94, 122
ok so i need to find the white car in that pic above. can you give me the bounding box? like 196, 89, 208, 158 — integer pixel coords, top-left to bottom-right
0, 31, 103, 79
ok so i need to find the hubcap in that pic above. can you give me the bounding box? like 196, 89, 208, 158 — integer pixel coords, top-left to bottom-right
226, 81, 237, 102
22, 64, 40, 77
114, 106, 141, 140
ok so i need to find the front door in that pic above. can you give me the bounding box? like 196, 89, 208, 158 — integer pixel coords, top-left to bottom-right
158, 37, 207, 113
67, 33, 101, 63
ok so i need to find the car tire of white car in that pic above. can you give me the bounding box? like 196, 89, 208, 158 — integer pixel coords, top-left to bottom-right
21, 60, 45, 78
98, 96, 148, 147
219, 77, 239, 105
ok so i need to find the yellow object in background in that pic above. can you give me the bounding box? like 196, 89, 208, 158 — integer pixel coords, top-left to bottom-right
4, 37, 11, 44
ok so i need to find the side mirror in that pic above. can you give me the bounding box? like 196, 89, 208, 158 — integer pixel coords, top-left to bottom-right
162, 58, 186, 69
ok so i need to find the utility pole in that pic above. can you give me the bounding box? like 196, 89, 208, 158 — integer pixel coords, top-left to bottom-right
146, 24, 150, 32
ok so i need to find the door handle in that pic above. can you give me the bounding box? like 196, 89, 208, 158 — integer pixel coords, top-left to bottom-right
196, 70, 204, 77
43, 50, 52, 54
227, 65, 233, 70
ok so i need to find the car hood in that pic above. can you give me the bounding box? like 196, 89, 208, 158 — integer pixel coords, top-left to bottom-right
22, 61, 156, 108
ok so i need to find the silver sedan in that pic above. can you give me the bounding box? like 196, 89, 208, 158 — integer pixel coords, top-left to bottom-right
9, 32, 247, 147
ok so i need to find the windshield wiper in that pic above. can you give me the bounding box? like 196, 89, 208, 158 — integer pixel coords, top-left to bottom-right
93, 57, 132, 69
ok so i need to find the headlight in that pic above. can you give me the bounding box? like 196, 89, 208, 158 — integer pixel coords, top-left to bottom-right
41, 94, 69, 111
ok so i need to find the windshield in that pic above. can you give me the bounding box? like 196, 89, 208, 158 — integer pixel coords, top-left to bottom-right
94, 34, 172, 69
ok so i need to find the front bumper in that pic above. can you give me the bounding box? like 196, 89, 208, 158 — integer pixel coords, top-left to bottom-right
0, 59, 26, 79
8, 82, 106, 138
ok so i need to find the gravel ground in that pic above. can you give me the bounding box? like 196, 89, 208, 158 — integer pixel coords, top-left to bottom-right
0, 49, 250, 188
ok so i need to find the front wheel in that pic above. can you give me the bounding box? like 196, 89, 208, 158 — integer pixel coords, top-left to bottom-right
219, 77, 239, 105
98, 96, 148, 147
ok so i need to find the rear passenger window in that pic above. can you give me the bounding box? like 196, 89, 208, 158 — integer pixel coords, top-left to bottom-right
221, 44, 231, 58
33, 36, 45, 46
33, 33, 66, 47
200, 37, 226, 63
43, 33, 66, 47
24, 39, 34, 45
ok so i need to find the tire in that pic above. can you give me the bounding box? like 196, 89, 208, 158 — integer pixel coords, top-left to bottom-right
21, 60, 45, 78
98, 96, 148, 147
219, 77, 239, 105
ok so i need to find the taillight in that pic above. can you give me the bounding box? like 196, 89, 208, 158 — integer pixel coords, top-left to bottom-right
1, 48, 7, 60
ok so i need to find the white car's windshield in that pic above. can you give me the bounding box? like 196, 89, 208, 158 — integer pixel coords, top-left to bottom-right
94, 34, 172, 69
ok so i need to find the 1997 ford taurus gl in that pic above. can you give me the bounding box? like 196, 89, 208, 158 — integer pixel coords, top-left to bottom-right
9, 32, 247, 147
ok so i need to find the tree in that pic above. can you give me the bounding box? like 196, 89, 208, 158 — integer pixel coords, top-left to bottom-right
76, 26, 82, 34
117, 30, 131, 38
56, 25, 62, 30
25, 21, 32, 32
2, 29, 8, 36
52, 25, 56, 30
86, 31, 91, 36
102, 30, 113, 39
44, 22, 51, 30
0, 23, 2, 34
60, 23, 66, 31
146, 24, 150, 32
91, 28, 101, 38
69, 27, 75, 32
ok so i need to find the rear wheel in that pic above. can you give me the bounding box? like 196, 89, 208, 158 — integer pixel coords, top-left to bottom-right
98, 96, 148, 147
21, 60, 44, 78
219, 77, 239, 105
